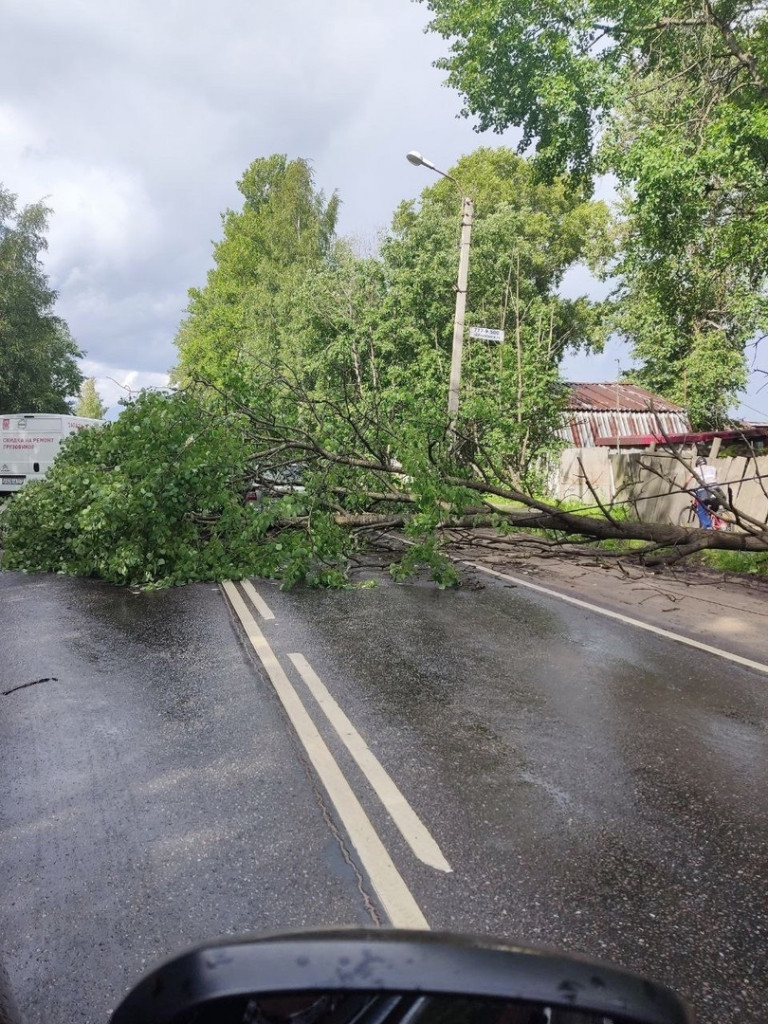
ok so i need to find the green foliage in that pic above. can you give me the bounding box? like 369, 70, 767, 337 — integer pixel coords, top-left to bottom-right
389, 538, 460, 588
74, 377, 107, 419
1, 391, 258, 587
175, 149, 610, 489
418, 0, 626, 182
604, 80, 762, 425
381, 147, 609, 481
0, 388, 390, 589
418, 0, 768, 424
0, 185, 83, 412
699, 549, 768, 576
173, 155, 339, 389
0, 149, 614, 591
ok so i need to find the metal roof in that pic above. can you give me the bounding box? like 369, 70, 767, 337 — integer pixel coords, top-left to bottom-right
557, 383, 691, 448
565, 382, 686, 413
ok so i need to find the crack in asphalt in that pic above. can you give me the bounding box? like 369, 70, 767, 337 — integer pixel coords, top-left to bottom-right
311, 777, 383, 926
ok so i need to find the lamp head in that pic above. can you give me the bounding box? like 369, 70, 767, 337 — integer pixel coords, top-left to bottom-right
406, 150, 436, 170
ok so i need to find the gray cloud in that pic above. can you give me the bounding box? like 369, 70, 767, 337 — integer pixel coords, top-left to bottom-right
5, 0, 527, 389
7, 1, 763, 418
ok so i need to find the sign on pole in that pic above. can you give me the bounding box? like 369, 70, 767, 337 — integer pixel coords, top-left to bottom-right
469, 326, 505, 342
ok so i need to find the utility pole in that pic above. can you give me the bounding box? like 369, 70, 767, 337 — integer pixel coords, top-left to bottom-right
406, 151, 474, 428
447, 195, 474, 425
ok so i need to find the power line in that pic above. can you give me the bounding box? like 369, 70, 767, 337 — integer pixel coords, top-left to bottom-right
735, 400, 768, 420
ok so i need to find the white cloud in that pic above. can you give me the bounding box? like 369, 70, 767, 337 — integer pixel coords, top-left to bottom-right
1, 102, 159, 270
3, 0, 528, 384
44, 168, 159, 273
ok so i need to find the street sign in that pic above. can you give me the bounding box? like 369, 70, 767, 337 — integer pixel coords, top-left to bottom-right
469, 326, 505, 342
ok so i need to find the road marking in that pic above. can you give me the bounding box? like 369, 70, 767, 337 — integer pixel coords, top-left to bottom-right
288, 653, 452, 873
221, 581, 429, 929
240, 579, 275, 620
461, 561, 768, 676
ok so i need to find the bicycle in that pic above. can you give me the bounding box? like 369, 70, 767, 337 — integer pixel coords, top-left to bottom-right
677, 493, 735, 531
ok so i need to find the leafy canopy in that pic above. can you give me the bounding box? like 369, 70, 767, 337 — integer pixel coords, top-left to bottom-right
0, 388, 388, 590
419, 0, 768, 425
174, 147, 610, 487
380, 147, 610, 478
1, 390, 274, 588
419, 0, 768, 182
0, 185, 84, 413
2, 149, 615, 590
173, 155, 339, 390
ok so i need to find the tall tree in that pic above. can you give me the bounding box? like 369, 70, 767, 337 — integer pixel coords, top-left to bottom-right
379, 147, 610, 480
0, 185, 83, 412
418, 0, 768, 425
74, 377, 107, 419
173, 155, 339, 389
603, 67, 764, 425
172, 148, 609, 486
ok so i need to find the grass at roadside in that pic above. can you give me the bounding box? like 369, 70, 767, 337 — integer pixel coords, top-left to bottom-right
698, 549, 768, 576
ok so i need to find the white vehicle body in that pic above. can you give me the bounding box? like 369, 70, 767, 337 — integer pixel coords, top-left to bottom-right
0, 413, 104, 493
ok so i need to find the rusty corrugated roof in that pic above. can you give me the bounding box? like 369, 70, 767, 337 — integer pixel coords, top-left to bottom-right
557, 383, 691, 447
566, 382, 686, 413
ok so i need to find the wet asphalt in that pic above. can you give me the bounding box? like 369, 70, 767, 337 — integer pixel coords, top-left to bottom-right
0, 567, 766, 1023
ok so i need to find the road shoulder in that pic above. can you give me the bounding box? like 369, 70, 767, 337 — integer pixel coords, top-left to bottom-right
446, 542, 768, 669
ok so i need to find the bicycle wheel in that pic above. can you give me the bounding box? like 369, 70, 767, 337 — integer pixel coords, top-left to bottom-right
677, 504, 696, 528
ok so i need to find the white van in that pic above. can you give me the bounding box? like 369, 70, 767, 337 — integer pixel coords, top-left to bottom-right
0, 413, 104, 493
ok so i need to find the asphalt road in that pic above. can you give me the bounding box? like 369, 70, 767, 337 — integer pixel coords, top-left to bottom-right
0, 573, 370, 1024
1, 566, 767, 1023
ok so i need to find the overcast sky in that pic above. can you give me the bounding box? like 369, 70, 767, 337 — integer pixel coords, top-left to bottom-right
3, 0, 767, 419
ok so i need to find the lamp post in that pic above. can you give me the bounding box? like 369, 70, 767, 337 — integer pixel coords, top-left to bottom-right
406, 151, 474, 426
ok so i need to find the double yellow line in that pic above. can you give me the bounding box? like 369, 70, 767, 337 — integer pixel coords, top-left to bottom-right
221, 581, 451, 929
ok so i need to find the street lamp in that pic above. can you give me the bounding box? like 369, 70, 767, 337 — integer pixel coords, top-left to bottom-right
406, 151, 474, 425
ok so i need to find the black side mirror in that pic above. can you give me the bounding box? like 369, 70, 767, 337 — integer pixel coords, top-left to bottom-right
110, 929, 694, 1024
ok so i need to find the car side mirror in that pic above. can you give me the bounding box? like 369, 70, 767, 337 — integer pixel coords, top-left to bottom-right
110, 929, 694, 1024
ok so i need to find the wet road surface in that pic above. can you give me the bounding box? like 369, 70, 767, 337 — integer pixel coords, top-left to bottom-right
234, 572, 768, 1023
1, 567, 767, 1022
0, 573, 370, 1023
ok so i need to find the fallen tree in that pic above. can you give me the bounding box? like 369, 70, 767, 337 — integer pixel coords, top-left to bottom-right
238, 399, 768, 565
223, 370, 768, 579
2, 381, 766, 589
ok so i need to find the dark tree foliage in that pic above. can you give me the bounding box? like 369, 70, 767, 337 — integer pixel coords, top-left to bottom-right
0, 185, 83, 413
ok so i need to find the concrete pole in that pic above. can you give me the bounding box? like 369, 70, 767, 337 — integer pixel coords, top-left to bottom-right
447, 195, 474, 426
